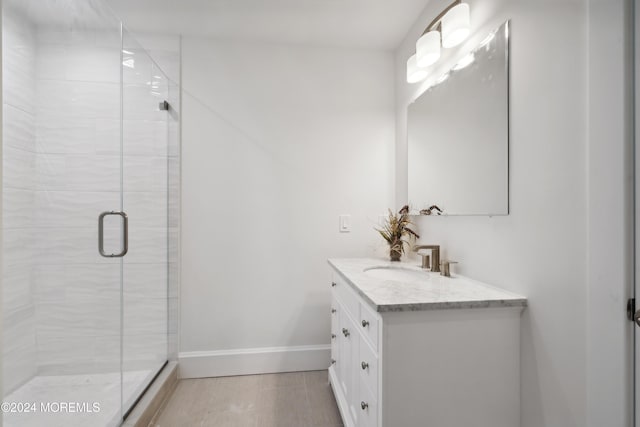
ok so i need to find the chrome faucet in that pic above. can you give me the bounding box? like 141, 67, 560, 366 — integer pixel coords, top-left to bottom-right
413, 245, 440, 272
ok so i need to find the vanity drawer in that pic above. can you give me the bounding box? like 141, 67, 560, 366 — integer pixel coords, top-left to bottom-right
333, 272, 359, 321
358, 375, 378, 427
358, 335, 378, 400
359, 301, 379, 351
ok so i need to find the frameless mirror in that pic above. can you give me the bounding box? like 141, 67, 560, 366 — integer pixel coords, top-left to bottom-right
408, 20, 509, 216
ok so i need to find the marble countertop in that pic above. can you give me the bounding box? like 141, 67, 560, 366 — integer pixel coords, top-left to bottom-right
328, 258, 527, 313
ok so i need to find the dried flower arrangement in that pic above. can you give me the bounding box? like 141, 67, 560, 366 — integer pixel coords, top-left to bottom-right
376, 205, 420, 262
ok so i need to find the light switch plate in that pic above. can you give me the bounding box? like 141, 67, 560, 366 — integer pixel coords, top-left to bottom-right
339, 215, 351, 233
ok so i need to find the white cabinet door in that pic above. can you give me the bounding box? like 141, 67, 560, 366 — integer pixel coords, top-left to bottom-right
338, 306, 352, 400
342, 313, 360, 425
331, 297, 339, 368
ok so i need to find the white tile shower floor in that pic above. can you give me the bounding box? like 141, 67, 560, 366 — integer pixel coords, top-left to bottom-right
3, 370, 153, 427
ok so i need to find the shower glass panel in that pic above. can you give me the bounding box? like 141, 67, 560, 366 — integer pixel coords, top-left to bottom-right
1, 1, 177, 426
121, 29, 170, 416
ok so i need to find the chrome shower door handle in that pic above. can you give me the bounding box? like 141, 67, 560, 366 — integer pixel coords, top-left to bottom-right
98, 211, 128, 258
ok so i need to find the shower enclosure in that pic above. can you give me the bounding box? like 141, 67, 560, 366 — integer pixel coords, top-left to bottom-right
2, 0, 180, 425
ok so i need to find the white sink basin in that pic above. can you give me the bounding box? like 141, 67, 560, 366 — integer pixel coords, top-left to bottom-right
363, 266, 430, 284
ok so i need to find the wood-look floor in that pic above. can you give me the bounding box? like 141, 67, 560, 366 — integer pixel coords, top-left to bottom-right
152, 370, 344, 427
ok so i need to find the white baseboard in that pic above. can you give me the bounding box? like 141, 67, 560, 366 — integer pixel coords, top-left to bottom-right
178, 344, 331, 379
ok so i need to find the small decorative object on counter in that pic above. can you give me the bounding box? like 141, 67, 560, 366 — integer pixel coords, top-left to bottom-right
419, 205, 443, 215
376, 205, 420, 262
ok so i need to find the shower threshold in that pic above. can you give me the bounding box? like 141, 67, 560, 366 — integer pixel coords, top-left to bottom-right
3, 368, 157, 427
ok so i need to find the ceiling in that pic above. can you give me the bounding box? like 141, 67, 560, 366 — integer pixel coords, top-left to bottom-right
105, 0, 430, 50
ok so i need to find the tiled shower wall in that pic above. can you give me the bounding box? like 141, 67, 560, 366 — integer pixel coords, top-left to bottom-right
3, 6, 181, 391
2, 5, 38, 394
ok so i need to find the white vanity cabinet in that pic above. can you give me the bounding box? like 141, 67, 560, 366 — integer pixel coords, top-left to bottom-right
328, 259, 527, 427
330, 275, 380, 427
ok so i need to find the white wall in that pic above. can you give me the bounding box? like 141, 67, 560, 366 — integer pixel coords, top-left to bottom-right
587, 0, 634, 425
180, 38, 395, 374
396, 1, 590, 426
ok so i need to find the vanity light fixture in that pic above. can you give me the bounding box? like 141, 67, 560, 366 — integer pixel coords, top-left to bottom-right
416, 30, 441, 68
407, 0, 471, 83
441, 2, 471, 48
407, 54, 429, 83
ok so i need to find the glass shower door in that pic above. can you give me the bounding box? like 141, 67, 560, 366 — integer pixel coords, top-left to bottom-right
2, 1, 126, 426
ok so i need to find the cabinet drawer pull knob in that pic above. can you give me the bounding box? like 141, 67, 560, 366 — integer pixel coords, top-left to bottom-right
331, 308, 337, 314
331, 359, 336, 365
361, 401, 368, 410
342, 328, 350, 337
331, 334, 336, 339
331, 282, 337, 287
361, 320, 369, 328
361, 361, 369, 370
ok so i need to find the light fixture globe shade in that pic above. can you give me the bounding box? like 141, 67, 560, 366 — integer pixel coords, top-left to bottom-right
416, 31, 441, 68
441, 2, 470, 48
406, 54, 428, 83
